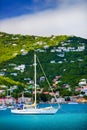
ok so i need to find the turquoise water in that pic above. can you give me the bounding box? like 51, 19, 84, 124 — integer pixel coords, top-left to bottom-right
0, 104, 87, 130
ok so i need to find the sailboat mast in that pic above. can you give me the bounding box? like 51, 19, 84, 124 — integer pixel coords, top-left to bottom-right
34, 53, 37, 109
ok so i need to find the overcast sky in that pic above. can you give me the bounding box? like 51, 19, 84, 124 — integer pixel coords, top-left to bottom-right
0, 0, 87, 38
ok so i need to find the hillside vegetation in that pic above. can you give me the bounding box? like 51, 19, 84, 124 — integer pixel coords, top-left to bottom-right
0, 32, 87, 97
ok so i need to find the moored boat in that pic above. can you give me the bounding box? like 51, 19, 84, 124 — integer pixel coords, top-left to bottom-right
68, 101, 78, 104
11, 52, 60, 114
0, 105, 7, 110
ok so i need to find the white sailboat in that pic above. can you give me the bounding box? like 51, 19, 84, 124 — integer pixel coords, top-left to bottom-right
11, 53, 60, 114
0, 99, 7, 110
0, 105, 7, 110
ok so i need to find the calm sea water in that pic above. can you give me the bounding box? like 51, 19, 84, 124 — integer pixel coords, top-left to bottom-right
0, 104, 87, 130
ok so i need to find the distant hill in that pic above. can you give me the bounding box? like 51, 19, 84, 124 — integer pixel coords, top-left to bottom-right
0, 32, 87, 96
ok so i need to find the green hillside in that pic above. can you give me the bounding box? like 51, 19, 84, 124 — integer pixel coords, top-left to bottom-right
0, 32, 87, 97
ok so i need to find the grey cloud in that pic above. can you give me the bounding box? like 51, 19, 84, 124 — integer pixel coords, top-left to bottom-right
0, 2, 87, 38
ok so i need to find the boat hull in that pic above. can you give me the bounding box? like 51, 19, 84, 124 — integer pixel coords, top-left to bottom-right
68, 102, 78, 104
11, 107, 58, 114
0, 106, 7, 110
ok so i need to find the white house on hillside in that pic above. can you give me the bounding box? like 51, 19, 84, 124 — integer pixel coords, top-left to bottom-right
79, 79, 87, 86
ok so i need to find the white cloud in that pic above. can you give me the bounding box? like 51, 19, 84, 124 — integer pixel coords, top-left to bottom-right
0, 2, 87, 38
